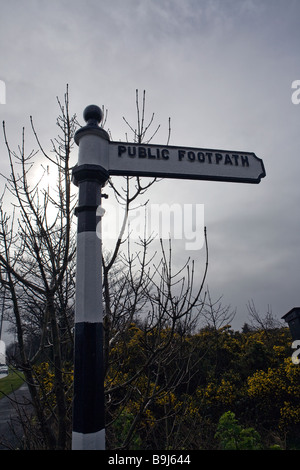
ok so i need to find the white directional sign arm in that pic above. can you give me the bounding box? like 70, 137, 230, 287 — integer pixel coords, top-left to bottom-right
107, 142, 265, 184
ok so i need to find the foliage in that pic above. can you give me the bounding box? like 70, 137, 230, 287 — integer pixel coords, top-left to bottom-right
9, 318, 299, 450
33, 362, 73, 411
247, 357, 300, 432
215, 411, 262, 450
104, 322, 299, 450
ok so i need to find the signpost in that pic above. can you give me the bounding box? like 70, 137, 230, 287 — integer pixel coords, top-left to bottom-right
72, 104, 266, 450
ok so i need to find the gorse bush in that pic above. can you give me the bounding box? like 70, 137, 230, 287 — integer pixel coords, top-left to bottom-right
28, 324, 298, 449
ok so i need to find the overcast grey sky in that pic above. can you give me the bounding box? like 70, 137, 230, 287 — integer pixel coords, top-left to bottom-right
1, 0, 300, 333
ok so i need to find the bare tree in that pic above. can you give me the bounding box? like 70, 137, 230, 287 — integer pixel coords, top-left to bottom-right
102, 90, 209, 449
201, 288, 236, 331
0, 88, 209, 450
246, 300, 281, 333
0, 86, 77, 449
104, 233, 209, 449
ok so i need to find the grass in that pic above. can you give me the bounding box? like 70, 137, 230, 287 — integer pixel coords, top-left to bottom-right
0, 368, 25, 399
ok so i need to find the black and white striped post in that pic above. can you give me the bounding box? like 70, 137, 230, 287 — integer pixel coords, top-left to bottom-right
71, 105, 109, 450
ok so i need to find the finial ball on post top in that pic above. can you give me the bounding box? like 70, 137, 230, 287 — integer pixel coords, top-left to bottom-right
83, 105, 103, 125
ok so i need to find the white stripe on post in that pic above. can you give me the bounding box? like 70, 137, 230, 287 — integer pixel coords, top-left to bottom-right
75, 232, 103, 324
72, 429, 106, 451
